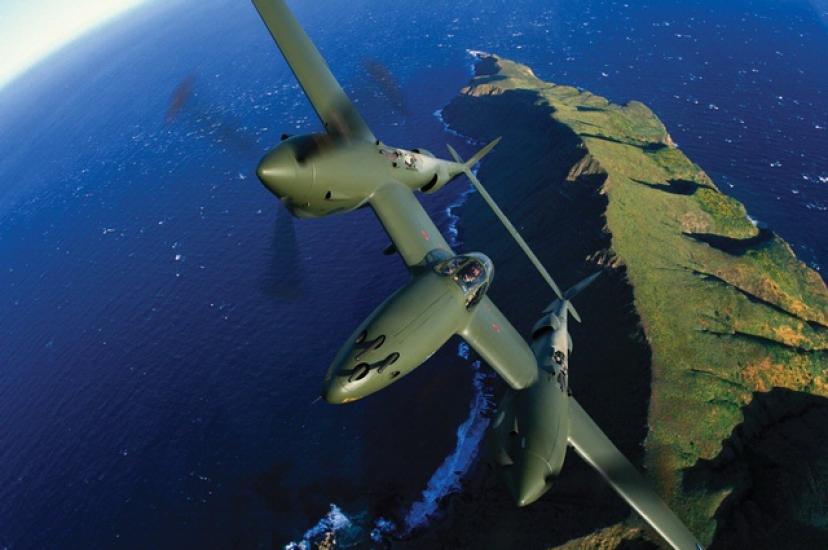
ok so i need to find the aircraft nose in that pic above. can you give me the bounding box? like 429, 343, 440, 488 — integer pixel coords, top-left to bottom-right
510, 453, 549, 507
256, 147, 297, 199
322, 379, 360, 405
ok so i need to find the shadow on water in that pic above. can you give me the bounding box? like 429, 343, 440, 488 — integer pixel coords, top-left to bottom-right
684, 388, 828, 550
164, 73, 262, 155
261, 206, 304, 301
360, 59, 409, 117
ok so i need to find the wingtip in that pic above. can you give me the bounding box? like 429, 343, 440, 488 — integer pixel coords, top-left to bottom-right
567, 301, 582, 323
446, 143, 461, 162
460, 136, 502, 170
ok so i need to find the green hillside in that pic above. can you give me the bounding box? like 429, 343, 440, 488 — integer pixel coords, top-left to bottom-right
436, 54, 828, 548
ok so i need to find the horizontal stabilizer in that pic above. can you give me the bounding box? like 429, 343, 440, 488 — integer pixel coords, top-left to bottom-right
544, 271, 602, 321
564, 271, 602, 300
542, 298, 580, 322
566, 301, 581, 323
464, 137, 502, 169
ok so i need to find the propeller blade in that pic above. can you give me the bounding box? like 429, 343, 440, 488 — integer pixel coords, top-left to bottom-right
165, 74, 196, 124
252, 0, 375, 142
165, 74, 262, 154
447, 142, 563, 300
264, 201, 304, 300
361, 58, 408, 117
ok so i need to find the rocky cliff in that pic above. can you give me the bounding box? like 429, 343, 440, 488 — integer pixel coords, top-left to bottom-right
419, 53, 828, 549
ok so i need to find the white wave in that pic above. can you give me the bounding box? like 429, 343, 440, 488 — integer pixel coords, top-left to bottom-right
433, 108, 468, 139
402, 355, 494, 533
466, 49, 493, 59
284, 504, 352, 550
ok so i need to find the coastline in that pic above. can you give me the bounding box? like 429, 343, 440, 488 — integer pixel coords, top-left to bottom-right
284, 53, 496, 549
284, 51, 828, 550
413, 53, 828, 549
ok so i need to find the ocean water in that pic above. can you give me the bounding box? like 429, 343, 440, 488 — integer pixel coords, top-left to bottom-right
0, 0, 825, 548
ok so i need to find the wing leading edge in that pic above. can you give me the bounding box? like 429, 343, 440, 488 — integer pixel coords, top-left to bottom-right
368, 181, 452, 268
252, 0, 375, 142
568, 397, 704, 550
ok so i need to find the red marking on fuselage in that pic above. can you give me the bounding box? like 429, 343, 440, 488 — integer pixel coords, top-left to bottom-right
421, 229, 430, 240
491, 323, 502, 333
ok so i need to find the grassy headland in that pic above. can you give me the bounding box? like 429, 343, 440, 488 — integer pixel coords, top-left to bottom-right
429, 54, 828, 549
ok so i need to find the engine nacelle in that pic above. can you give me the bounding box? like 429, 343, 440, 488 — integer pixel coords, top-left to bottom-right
419, 160, 456, 194
323, 253, 494, 404
322, 272, 465, 403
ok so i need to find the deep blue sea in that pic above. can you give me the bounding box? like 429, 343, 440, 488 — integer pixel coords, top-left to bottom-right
0, 0, 826, 548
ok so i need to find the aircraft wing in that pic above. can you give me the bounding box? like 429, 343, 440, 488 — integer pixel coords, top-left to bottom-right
369, 183, 535, 389
369, 182, 453, 268
568, 397, 703, 550
460, 297, 538, 390
252, 0, 375, 142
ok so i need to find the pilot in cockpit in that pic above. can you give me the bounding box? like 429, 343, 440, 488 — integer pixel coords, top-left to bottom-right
434, 254, 493, 308
459, 263, 483, 285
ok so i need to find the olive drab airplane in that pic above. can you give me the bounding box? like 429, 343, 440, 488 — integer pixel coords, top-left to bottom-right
252, 0, 537, 404
249, 1, 704, 548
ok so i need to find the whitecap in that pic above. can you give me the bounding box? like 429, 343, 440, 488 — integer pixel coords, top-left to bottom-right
285, 504, 352, 550
402, 358, 493, 533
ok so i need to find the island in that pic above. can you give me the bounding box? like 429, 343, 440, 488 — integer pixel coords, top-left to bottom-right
420, 54, 828, 549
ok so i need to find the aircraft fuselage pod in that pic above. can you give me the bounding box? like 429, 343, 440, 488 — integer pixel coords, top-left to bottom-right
323, 253, 495, 404
491, 298, 572, 506
257, 135, 461, 218
487, 270, 703, 549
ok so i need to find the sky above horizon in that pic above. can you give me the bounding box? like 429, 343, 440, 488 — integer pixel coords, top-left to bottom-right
0, 0, 154, 90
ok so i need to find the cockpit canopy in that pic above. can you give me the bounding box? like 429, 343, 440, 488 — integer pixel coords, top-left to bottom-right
434, 253, 494, 308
